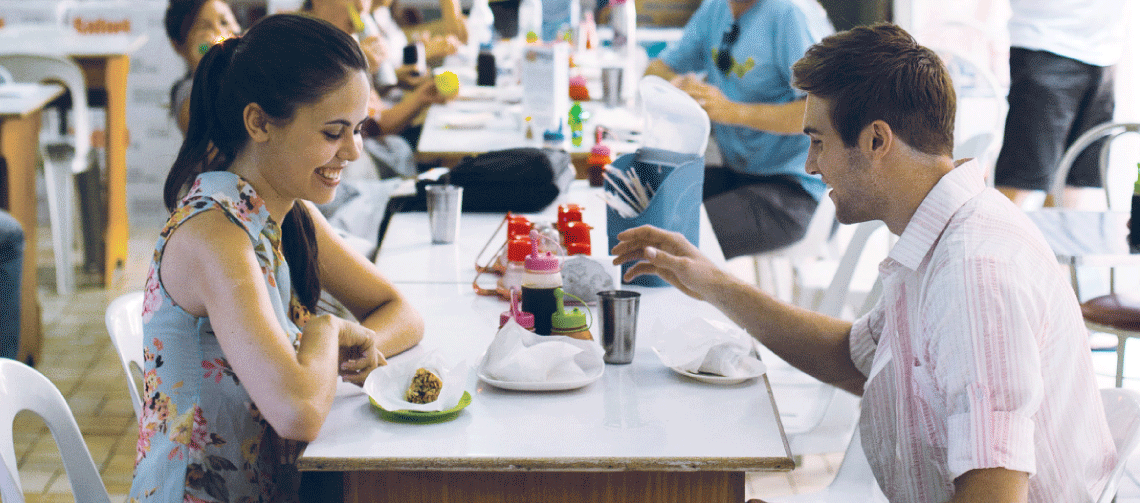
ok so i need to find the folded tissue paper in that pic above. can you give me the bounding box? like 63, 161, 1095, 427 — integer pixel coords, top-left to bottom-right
482, 318, 604, 383
652, 317, 766, 378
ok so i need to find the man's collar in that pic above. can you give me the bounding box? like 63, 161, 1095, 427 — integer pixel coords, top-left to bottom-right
887, 159, 986, 270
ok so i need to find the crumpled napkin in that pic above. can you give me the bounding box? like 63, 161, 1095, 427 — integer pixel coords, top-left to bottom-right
363, 351, 469, 412
481, 319, 604, 383
652, 318, 766, 378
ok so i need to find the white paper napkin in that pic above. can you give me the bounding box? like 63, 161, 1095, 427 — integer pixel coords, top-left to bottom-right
482, 319, 604, 383
363, 351, 469, 412
652, 318, 766, 378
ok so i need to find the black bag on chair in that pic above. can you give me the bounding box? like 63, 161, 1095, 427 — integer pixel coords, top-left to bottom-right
416, 147, 574, 213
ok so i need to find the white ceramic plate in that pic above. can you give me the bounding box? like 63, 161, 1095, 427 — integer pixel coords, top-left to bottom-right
650, 346, 765, 386
477, 364, 604, 391
663, 365, 762, 385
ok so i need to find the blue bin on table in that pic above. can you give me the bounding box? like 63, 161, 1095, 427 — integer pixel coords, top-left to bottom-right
606, 147, 704, 287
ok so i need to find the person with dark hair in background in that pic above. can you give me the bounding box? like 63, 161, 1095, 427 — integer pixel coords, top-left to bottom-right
130, 14, 423, 501
645, 0, 832, 260
164, 0, 241, 134
615, 24, 1115, 502
0, 210, 23, 361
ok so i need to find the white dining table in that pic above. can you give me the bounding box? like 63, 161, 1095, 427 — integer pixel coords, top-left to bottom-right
415, 75, 643, 179
299, 282, 792, 502
300, 182, 792, 502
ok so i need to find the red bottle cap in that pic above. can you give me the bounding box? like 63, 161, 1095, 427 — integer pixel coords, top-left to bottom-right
557, 204, 583, 228
507, 236, 532, 263
562, 221, 592, 255
507, 214, 531, 240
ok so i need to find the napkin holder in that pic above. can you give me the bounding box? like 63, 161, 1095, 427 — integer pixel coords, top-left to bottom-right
606, 147, 704, 286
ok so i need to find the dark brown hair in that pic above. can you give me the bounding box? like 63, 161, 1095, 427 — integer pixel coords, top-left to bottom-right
792, 23, 955, 157
165, 0, 210, 48
163, 13, 368, 310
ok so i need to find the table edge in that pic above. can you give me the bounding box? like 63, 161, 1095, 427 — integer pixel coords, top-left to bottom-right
297, 456, 795, 472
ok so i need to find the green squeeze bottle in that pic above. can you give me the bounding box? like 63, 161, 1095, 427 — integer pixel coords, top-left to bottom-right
569, 102, 584, 147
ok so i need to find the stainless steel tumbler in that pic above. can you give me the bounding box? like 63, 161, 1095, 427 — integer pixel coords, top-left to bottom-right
597, 290, 640, 364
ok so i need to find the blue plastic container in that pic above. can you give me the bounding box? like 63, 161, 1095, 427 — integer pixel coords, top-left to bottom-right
606, 147, 704, 287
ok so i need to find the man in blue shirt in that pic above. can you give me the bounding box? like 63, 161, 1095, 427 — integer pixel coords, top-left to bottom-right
647, 0, 831, 259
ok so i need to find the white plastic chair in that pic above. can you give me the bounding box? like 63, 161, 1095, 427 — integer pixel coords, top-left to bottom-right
752, 194, 837, 303
0, 53, 92, 295
764, 220, 887, 457
1098, 387, 1140, 503
0, 359, 111, 503
939, 47, 1006, 184
104, 291, 145, 420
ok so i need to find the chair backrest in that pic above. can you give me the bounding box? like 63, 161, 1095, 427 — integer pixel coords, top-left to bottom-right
104, 291, 145, 421
1097, 387, 1140, 503
0, 53, 91, 174
782, 220, 885, 457
759, 193, 838, 264
936, 46, 1005, 184
817, 220, 887, 318
0, 359, 111, 503
1048, 122, 1140, 210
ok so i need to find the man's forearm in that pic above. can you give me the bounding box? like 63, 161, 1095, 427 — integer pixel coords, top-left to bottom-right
702, 271, 864, 393
712, 99, 806, 135
644, 58, 678, 81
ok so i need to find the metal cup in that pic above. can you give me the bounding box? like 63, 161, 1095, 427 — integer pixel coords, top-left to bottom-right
601, 66, 624, 107
426, 185, 463, 244
597, 290, 640, 364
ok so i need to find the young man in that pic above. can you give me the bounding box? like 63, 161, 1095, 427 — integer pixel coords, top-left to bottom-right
614, 24, 1115, 502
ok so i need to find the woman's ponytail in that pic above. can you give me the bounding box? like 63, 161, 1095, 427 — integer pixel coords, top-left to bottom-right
163, 36, 242, 211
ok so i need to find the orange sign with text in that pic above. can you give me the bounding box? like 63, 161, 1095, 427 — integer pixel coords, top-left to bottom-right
73, 17, 131, 34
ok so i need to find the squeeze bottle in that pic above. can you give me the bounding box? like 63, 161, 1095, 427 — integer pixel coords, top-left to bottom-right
520, 230, 563, 335
551, 288, 592, 340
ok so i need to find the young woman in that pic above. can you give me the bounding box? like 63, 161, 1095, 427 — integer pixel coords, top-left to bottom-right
164, 0, 241, 134
131, 14, 423, 501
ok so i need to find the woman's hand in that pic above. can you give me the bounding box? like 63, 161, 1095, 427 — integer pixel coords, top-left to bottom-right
334, 318, 387, 385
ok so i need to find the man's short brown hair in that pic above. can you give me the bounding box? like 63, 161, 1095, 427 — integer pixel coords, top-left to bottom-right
792, 23, 955, 157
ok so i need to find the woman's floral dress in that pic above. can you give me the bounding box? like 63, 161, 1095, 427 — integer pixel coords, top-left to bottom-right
129, 172, 312, 503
